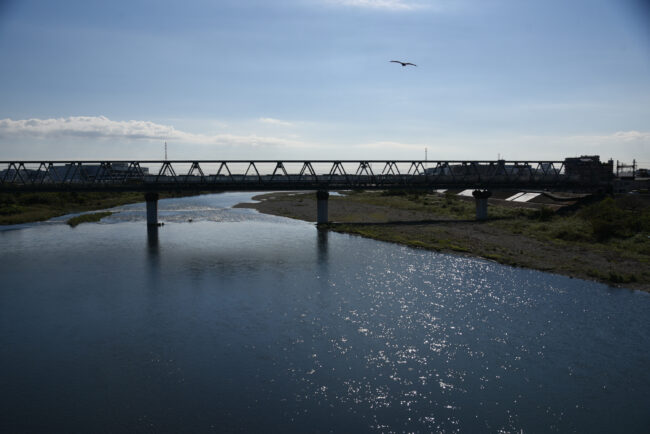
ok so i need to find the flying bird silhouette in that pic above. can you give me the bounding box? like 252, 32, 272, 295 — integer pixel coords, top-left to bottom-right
390, 60, 417, 67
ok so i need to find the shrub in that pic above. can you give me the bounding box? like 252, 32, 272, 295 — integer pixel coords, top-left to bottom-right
578, 197, 650, 241
381, 189, 409, 196
552, 227, 590, 242
529, 206, 555, 221
608, 271, 637, 284
444, 191, 456, 205
18, 193, 56, 206
0, 204, 23, 216
0, 194, 17, 206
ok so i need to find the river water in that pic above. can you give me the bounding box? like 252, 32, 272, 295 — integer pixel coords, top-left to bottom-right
1, 193, 649, 433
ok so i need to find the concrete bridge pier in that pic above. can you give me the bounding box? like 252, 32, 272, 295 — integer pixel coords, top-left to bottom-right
316, 190, 329, 225
145, 192, 159, 226
472, 189, 492, 221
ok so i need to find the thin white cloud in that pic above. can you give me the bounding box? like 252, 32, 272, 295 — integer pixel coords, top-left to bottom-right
607, 130, 650, 142
0, 116, 306, 148
450, 131, 650, 162
354, 131, 649, 161
514, 102, 610, 111
325, 0, 426, 11
515, 130, 650, 150
359, 140, 427, 151
0, 116, 646, 163
0, 116, 176, 140
258, 117, 294, 127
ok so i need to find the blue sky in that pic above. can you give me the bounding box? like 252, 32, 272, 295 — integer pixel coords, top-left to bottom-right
0, 0, 648, 163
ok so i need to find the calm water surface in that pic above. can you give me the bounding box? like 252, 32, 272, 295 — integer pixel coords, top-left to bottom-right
1, 193, 649, 433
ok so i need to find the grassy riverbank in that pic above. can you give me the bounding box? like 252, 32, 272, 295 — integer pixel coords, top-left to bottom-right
0, 191, 197, 225
236, 191, 650, 292
67, 211, 114, 227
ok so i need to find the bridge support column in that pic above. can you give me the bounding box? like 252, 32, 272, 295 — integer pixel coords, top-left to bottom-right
145, 192, 159, 226
472, 189, 491, 221
316, 190, 329, 225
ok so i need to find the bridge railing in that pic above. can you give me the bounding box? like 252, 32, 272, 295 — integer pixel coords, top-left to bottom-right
0, 160, 595, 191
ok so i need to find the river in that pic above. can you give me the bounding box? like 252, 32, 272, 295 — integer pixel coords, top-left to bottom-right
1, 192, 649, 433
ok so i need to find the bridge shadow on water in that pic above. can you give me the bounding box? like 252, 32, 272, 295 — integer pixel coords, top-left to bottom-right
317, 228, 329, 261
146, 225, 161, 282
147, 225, 160, 254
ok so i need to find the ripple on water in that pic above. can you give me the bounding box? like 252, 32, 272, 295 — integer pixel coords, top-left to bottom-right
1, 192, 649, 433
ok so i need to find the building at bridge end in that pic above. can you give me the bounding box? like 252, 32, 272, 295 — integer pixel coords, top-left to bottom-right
563, 155, 614, 185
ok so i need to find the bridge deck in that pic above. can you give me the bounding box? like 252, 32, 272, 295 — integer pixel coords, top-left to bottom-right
0, 160, 611, 192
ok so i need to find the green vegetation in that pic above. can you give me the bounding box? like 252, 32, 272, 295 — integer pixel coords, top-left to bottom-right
329, 223, 471, 253
579, 196, 650, 240
67, 212, 114, 227
0, 191, 201, 225
322, 190, 650, 290
343, 190, 650, 260
0, 191, 140, 225
490, 195, 650, 259
368, 189, 476, 219
587, 268, 638, 284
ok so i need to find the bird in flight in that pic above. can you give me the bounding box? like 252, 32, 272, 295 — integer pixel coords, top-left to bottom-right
390, 60, 417, 67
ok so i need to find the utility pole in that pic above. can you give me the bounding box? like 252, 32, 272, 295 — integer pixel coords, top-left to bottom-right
425, 147, 428, 168
164, 141, 168, 161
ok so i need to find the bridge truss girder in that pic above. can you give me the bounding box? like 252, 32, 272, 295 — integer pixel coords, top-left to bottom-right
0, 160, 606, 193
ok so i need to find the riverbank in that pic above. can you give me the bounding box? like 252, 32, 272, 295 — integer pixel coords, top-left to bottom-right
236, 191, 650, 292
0, 191, 199, 225
66, 211, 114, 227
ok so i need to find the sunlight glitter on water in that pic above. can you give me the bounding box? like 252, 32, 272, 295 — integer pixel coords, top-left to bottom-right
1, 192, 649, 433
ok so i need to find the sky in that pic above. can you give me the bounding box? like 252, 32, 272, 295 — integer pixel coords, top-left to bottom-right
0, 0, 648, 164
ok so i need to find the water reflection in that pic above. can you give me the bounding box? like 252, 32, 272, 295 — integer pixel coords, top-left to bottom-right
317, 228, 329, 262
146, 225, 161, 287
147, 225, 159, 254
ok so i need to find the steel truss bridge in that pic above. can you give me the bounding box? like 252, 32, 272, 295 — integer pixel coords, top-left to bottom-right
0, 160, 610, 193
